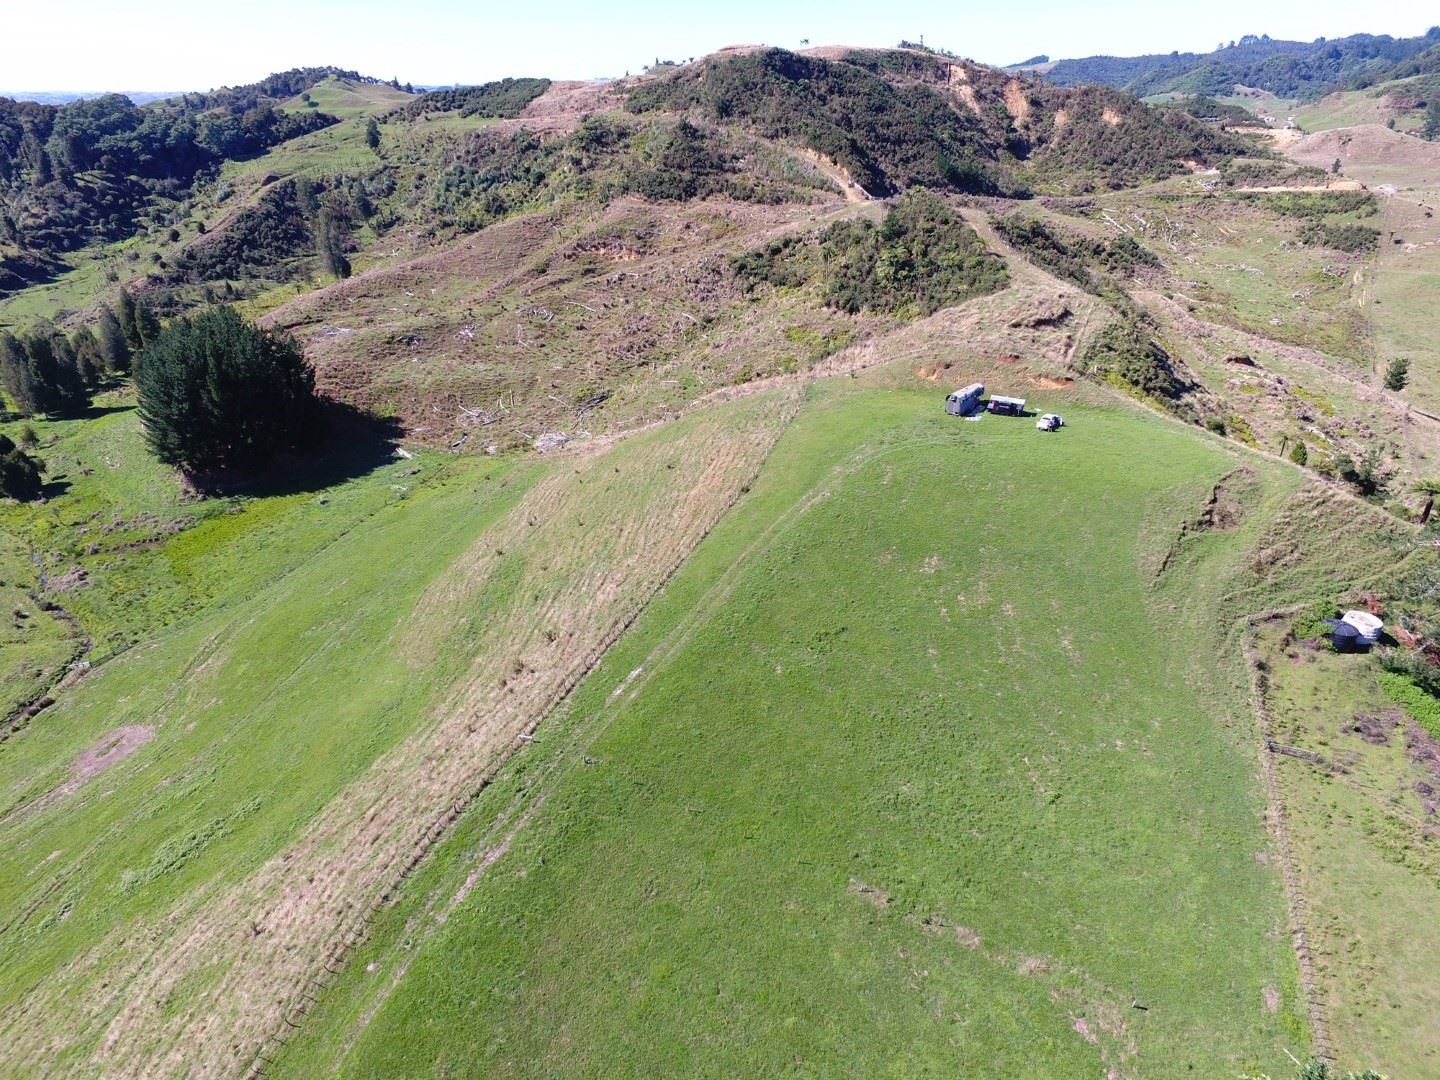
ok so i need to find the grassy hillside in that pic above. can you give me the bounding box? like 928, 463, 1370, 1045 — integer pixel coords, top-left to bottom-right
282, 75, 415, 119
1295, 74, 1439, 134
1255, 618, 1440, 1074
271, 382, 1389, 1078
0, 389, 798, 1074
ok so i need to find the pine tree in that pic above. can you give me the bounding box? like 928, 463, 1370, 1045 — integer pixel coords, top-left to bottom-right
1385, 356, 1411, 391
135, 302, 161, 348
365, 117, 381, 151
47, 326, 85, 394
117, 288, 140, 349
24, 329, 89, 415
0, 433, 45, 501
98, 307, 131, 373
135, 306, 319, 478
0, 333, 41, 415
316, 208, 352, 280
1, 328, 90, 417
71, 326, 106, 386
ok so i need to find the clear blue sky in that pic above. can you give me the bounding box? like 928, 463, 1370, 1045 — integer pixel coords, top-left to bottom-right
4, 0, 1436, 92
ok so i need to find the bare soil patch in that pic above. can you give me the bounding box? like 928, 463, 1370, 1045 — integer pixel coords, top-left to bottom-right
73, 725, 155, 780
1003, 80, 1032, 122
2, 725, 154, 826
507, 80, 625, 134
1343, 711, 1399, 746
1288, 125, 1440, 174
1406, 723, 1440, 780
847, 879, 889, 908
1007, 293, 1071, 329
1196, 469, 1253, 533
1236, 182, 1366, 193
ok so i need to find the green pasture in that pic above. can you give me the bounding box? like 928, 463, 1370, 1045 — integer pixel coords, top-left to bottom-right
0, 441, 544, 1071
1296, 82, 1429, 135
1259, 623, 1440, 1076
282, 76, 415, 120
277, 386, 1320, 1078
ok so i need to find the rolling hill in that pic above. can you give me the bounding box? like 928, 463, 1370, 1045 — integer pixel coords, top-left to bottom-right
3, 39, 1440, 1080
1029, 27, 1440, 101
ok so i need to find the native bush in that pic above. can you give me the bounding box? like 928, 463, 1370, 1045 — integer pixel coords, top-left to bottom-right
628, 49, 1004, 197
1329, 449, 1388, 497
1078, 320, 1192, 404
992, 214, 1153, 312
1298, 221, 1380, 253
399, 78, 552, 120
732, 190, 1008, 316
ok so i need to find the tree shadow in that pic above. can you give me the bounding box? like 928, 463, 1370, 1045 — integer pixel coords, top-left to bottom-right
73, 403, 135, 421
200, 400, 406, 499
40, 477, 72, 500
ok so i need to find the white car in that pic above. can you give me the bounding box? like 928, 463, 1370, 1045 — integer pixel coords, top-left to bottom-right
1036, 413, 1064, 432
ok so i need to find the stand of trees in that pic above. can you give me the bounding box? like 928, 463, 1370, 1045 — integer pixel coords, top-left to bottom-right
0, 290, 152, 418
1077, 319, 1197, 412
2, 325, 91, 416
397, 78, 551, 120
316, 206, 352, 279
135, 306, 318, 479
1042, 27, 1440, 101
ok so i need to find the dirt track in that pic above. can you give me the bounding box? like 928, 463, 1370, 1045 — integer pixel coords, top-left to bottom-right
1243, 613, 1334, 1062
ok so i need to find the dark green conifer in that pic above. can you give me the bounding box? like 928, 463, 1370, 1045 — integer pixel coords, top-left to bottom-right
135, 306, 318, 478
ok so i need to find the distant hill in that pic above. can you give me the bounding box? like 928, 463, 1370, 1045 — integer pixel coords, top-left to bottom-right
0, 91, 185, 107
1034, 27, 1440, 100
0, 67, 413, 293
1350, 41, 1440, 87
0, 43, 1268, 328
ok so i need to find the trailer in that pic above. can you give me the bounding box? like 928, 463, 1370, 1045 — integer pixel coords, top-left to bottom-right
945, 383, 985, 416
988, 395, 1027, 417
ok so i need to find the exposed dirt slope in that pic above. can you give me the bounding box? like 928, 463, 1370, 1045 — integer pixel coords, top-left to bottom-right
261, 195, 878, 447
1288, 124, 1440, 174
